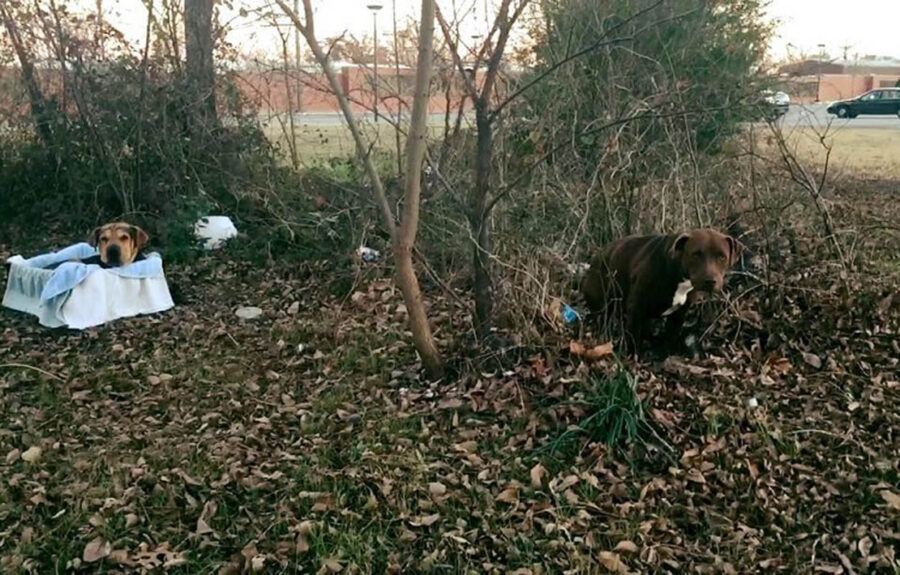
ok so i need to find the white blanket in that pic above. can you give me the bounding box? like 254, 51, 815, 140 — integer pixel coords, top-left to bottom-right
3, 243, 174, 329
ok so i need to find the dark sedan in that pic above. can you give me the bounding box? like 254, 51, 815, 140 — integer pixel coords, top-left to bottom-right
826, 88, 900, 119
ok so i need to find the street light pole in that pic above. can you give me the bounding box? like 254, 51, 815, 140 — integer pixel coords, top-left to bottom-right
816, 43, 826, 102
367, 3, 384, 122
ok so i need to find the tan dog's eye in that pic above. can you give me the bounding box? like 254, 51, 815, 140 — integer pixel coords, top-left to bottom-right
120, 235, 129, 242
718, 254, 726, 262
100, 237, 109, 243
693, 251, 703, 258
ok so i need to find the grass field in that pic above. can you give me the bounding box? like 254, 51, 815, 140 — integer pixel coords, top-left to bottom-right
263, 117, 900, 180
262, 119, 451, 165
781, 125, 900, 178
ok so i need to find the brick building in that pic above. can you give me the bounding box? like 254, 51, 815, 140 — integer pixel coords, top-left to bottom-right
778, 56, 900, 102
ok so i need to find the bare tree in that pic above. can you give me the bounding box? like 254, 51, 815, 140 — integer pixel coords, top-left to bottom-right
435, 0, 532, 343
274, 0, 444, 379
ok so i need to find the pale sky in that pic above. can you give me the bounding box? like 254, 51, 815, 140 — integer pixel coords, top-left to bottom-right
88, 0, 900, 63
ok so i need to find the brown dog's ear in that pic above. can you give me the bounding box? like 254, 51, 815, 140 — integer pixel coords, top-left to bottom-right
130, 226, 150, 250
727, 236, 745, 266
89, 227, 102, 247
668, 233, 690, 259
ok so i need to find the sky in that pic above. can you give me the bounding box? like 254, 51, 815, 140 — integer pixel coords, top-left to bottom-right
88, 0, 900, 63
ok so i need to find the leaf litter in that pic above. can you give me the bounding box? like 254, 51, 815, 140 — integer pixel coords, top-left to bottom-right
1, 220, 899, 573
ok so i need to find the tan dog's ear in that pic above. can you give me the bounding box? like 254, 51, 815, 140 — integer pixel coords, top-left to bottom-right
89, 227, 102, 247
727, 236, 745, 266
130, 226, 149, 251
669, 233, 690, 259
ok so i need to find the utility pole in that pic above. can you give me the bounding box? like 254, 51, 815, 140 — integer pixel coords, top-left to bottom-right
367, 3, 384, 122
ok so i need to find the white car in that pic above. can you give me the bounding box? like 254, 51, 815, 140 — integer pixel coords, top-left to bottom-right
762, 90, 790, 118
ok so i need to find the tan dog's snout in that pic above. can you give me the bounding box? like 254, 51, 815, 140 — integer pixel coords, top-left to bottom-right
90, 222, 149, 266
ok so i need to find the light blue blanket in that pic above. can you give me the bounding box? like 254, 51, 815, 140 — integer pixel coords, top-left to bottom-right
13, 242, 164, 303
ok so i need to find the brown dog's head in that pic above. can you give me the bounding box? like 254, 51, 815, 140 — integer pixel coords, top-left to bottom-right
90, 222, 149, 267
669, 229, 743, 293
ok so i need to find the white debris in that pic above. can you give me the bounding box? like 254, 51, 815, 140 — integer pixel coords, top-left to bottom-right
194, 216, 238, 250
662, 279, 694, 317
235, 306, 263, 320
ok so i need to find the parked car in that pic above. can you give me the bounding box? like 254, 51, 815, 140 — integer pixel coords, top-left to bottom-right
762, 90, 790, 119
826, 88, 900, 119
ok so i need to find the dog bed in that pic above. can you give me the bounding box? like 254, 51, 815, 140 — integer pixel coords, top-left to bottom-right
2, 242, 174, 329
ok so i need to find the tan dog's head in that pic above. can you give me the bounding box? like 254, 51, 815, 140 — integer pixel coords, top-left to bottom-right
670, 229, 743, 293
90, 222, 149, 267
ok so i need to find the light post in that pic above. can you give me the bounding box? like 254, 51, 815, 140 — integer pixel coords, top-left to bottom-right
367, 3, 384, 122
816, 43, 826, 102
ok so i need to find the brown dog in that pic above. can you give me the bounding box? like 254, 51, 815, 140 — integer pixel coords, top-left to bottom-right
87, 222, 149, 267
581, 229, 743, 350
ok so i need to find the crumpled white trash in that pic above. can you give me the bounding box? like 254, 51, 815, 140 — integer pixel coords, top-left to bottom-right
195, 216, 238, 250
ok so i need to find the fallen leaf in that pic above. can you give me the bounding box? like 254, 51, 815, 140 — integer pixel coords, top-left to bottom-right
686, 468, 706, 484
21, 446, 42, 464
569, 341, 586, 356
296, 533, 310, 553
530, 463, 546, 488
585, 342, 614, 360
83, 537, 111, 563
428, 482, 447, 497
5, 448, 21, 464
409, 513, 440, 527
496, 486, 519, 504
196, 500, 217, 535
615, 540, 638, 553
880, 489, 900, 511
801, 352, 822, 369
322, 557, 343, 572
598, 550, 627, 572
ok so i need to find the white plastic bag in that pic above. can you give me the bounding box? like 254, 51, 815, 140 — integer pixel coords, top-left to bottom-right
194, 216, 238, 250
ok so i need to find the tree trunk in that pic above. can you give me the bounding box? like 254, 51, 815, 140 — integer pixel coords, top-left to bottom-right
184, 0, 217, 132
275, 0, 444, 378
0, 5, 55, 151
395, 0, 444, 378
471, 99, 494, 342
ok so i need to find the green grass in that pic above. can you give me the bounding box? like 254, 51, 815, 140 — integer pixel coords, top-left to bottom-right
262, 119, 449, 164
541, 368, 658, 457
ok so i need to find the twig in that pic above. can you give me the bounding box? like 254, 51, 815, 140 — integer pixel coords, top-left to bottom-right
0, 363, 67, 382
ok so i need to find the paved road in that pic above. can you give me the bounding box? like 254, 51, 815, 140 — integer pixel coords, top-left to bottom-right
779, 103, 900, 130
269, 107, 899, 130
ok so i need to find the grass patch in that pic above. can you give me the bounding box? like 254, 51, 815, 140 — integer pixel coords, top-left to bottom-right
776, 125, 900, 178
541, 368, 660, 457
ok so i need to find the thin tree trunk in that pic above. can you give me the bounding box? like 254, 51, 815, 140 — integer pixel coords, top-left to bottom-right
471, 100, 494, 342
395, 0, 443, 378
0, 5, 55, 151
275, 0, 444, 378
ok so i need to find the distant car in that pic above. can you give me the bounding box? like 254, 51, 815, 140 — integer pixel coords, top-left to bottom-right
762, 90, 790, 119
826, 88, 900, 119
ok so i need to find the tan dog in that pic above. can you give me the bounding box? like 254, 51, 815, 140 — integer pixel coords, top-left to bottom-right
89, 222, 149, 267
582, 229, 743, 350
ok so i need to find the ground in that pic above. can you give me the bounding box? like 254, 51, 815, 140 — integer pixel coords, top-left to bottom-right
1, 131, 899, 574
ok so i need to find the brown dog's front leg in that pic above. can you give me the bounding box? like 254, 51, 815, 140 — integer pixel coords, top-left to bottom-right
663, 305, 689, 354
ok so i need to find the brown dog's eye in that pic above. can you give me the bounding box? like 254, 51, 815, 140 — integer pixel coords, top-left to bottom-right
693, 251, 703, 258
100, 237, 109, 243
120, 235, 129, 242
